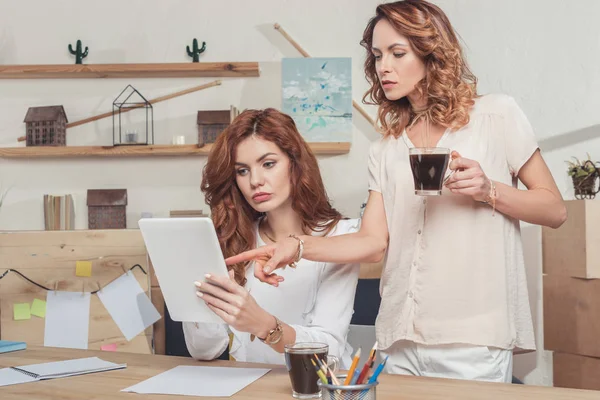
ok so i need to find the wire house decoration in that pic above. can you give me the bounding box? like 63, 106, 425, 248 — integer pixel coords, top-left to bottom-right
112, 85, 154, 146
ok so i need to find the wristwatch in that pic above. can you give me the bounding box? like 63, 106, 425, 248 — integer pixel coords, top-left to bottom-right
257, 316, 283, 345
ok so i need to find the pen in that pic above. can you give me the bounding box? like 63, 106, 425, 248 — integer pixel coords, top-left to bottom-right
313, 354, 327, 375
350, 369, 360, 385
367, 356, 388, 384
326, 364, 340, 386
344, 348, 361, 385
313, 354, 340, 386
311, 359, 328, 384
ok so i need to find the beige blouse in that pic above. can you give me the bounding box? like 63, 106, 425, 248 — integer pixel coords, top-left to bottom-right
368, 93, 536, 352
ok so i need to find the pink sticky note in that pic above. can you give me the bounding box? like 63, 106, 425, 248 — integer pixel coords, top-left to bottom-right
101, 343, 117, 352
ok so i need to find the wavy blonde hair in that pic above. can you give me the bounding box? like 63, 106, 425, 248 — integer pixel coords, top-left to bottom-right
361, 0, 478, 137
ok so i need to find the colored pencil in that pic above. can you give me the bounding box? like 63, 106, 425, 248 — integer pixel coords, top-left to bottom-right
344, 348, 361, 385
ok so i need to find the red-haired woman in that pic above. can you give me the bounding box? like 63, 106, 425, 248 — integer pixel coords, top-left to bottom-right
228, 0, 567, 382
182, 108, 359, 367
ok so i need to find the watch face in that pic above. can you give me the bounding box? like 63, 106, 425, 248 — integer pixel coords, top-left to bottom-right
266, 326, 283, 344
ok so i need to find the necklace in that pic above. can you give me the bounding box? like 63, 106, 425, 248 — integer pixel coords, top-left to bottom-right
261, 219, 277, 243
263, 229, 277, 243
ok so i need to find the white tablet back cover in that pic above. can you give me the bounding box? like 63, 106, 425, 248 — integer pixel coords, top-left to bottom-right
138, 217, 230, 323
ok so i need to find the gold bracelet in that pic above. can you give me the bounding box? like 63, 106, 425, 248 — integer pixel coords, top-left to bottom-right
287, 234, 304, 268
487, 179, 497, 216
479, 179, 497, 216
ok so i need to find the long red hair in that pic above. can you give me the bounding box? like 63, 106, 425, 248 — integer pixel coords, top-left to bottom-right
361, 0, 477, 137
201, 108, 342, 285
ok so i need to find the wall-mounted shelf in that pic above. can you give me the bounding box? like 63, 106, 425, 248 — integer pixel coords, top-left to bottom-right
0, 142, 351, 158
0, 62, 260, 79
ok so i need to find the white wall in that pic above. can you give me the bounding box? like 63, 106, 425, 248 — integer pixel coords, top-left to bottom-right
0, 0, 381, 229
1, 0, 597, 387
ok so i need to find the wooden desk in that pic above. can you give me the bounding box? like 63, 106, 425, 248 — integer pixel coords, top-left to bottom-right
0, 346, 598, 399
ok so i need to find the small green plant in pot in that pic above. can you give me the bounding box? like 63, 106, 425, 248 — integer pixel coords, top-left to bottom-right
566, 154, 600, 199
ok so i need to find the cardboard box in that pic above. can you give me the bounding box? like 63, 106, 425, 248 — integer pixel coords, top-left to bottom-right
542, 200, 600, 278
553, 352, 600, 390
544, 274, 600, 357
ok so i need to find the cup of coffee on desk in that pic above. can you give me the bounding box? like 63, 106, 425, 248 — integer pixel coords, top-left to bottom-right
409, 147, 452, 196
284, 342, 339, 399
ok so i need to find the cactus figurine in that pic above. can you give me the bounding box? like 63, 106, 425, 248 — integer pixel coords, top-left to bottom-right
68, 40, 89, 64
186, 39, 206, 63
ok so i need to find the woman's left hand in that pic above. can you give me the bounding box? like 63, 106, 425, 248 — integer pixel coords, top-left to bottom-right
195, 270, 274, 338
444, 151, 491, 202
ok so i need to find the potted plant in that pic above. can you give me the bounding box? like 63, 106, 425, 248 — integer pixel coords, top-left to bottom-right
566, 154, 600, 199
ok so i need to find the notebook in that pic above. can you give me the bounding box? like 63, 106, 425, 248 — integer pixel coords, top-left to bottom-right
0, 357, 126, 387
0, 340, 26, 354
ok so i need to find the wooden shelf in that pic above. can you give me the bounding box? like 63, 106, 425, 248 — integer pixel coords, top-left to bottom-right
0, 62, 260, 79
0, 143, 351, 158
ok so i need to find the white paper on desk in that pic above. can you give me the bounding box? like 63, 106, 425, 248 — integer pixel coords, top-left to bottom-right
121, 365, 271, 397
44, 291, 91, 350
96, 271, 161, 341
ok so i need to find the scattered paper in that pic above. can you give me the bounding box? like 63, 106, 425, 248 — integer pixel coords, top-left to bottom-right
101, 343, 117, 352
122, 365, 271, 397
31, 298, 47, 318
13, 303, 31, 320
97, 271, 160, 341
75, 261, 92, 277
44, 291, 91, 350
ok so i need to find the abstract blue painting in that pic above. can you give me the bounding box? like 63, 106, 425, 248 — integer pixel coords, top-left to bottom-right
282, 57, 352, 142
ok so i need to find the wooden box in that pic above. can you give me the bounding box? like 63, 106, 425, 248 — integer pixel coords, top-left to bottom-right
553, 352, 600, 390
197, 106, 239, 147
543, 274, 600, 358
542, 200, 600, 278
87, 189, 127, 230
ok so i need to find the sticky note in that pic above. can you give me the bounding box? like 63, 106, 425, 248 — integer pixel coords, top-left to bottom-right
101, 343, 118, 352
76, 261, 92, 277
31, 298, 47, 318
13, 303, 31, 320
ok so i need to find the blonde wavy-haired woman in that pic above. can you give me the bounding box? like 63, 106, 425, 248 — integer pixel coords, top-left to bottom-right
229, 0, 567, 383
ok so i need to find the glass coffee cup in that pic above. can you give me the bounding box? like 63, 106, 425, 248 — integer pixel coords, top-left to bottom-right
284, 342, 340, 399
409, 147, 452, 195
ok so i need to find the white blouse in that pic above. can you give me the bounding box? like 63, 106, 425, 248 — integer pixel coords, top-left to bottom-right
183, 219, 361, 368
369, 94, 536, 352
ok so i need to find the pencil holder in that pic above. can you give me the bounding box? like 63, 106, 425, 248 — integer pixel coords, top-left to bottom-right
317, 375, 378, 400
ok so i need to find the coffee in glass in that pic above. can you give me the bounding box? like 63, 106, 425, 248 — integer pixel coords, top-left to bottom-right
409, 147, 451, 195
284, 342, 339, 399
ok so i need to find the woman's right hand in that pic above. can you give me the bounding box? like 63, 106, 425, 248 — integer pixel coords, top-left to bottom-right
225, 237, 300, 285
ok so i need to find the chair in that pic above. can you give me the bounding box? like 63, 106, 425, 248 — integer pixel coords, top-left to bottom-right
163, 304, 229, 360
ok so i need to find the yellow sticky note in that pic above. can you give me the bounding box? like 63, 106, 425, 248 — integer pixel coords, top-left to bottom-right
31, 298, 46, 318
76, 261, 92, 277
13, 303, 31, 320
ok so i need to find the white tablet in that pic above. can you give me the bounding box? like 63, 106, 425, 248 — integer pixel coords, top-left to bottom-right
138, 217, 231, 323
